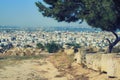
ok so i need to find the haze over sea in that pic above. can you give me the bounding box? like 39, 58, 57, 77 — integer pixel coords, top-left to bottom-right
0, 25, 100, 32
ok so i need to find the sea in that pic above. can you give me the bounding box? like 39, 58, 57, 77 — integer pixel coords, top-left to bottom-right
0, 26, 101, 32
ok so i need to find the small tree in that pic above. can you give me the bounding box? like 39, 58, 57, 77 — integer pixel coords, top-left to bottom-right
45, 42, 62, 53
66, 43, 80, 48
24, 45, 33, 48
35, 0, 120, 53
36, 43, 44, 50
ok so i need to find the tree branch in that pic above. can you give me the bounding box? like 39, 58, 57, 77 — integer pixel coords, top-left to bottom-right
111, 31, 118, 39
106, 38, 111, 45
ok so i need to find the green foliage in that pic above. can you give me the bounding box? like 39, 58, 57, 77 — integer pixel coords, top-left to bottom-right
65, 43, 81, 48
45, 42, 62, 53
35, 0, 120, 32
65, 43, 81, 53
24, 45, 33, 48
85, 47, 96, 53
36, 43, 44, 50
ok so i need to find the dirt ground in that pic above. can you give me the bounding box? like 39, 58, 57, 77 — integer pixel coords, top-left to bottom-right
0, 53, 119, 80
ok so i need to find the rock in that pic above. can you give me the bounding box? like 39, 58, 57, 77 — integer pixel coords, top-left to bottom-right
1, 47, 44, 56
18, 52, 24, 56
34, 49, 42, 55
92, 53, 102, 71
92, 47, 100, 52
66, 74, 74, 80
100, 54, 120, 78
77, 52, 120, 78
64, 48, 74, 55
86, 53, 102, 71
34, 52, 40, 56
100, 54, 116, 77
5, 50, 16, 56
74, 52, 81, 64
63, 44, 69, 49
23, 48, 32, 56
115, 57, 120, 78
74, 49, 86, 64
86, 53, 120, 78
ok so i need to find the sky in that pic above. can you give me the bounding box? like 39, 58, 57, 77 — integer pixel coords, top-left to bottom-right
0, 0, 90, 28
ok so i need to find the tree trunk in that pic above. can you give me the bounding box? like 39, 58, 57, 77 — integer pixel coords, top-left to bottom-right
107, 31, 120, 53
108, 44, 113, 53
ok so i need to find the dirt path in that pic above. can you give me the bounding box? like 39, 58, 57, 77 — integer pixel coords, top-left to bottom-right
0, 55, 119, 80
0, 59, 67, 80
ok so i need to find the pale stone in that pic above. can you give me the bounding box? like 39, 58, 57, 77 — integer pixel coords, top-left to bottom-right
63, 44, 69, 49
92, 53, 102, 71
100, 54, 116, 77
85, 54, 94, 69
74, 49, 86, 64
64, 48, 74, 55
115, 57, 120, 78
6, 50, 16, 56
78, 52, 120, 78
34, 51, 41, 55
19, 52, 24, 56
74, 52, 82, 64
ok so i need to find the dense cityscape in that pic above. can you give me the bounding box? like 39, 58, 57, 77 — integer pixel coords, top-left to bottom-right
0, 26, 119, 53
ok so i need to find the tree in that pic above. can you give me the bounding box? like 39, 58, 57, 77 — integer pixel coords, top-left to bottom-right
45, 42, 62, 53
35, 0, 120, 53
36, 43, 44, 50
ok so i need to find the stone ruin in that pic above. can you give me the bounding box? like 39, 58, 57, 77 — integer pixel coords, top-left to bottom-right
2, 47, 42, 57
74, 49, 120, 78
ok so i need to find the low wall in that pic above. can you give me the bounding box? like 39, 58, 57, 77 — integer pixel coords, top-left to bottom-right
74, 51, 120, 78
2, 48, 42, 56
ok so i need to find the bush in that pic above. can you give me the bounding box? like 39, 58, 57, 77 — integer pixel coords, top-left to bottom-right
112, 45, 120, 53
65, 43, 81, 48
85, 47, 97, 53
45, 42, 62, 53
65, 43, 81, 53
24, 45, 33, 48
36, 43, 44, 50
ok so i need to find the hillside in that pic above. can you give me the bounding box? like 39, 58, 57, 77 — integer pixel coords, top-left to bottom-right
0, 48, 120, 80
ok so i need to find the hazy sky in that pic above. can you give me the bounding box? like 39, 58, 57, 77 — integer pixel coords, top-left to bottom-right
0, 0, 89, 28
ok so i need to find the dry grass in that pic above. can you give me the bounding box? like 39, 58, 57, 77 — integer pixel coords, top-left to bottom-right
0, 54, 48, 60
0, 59, 21, 69
26, 73, 48, 80
0, 54, 48, 69
49, 52, 74, 69
74, 75, 89, 80
48, 52, 91, 80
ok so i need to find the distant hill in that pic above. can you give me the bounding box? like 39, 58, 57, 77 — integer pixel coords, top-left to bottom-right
0, 25, 101, 32
41, 26, 101, 32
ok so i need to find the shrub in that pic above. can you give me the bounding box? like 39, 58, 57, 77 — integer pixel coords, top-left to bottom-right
24, 45, 33, 48
65, 43, 81, 48
36, 43, 44, 50
65, 43, 81, 53
85, 47, 97, 53
112, 45, 120, 53
45, 42, 62, 53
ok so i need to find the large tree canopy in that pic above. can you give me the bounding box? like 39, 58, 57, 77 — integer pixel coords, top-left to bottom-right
35, 0, 120, 53
35, 0, 120, 31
